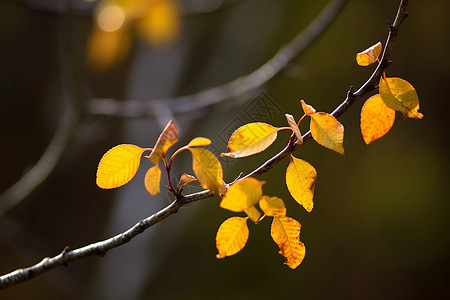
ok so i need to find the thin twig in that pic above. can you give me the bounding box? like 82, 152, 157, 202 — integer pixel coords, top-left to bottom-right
0, 0, 409, 290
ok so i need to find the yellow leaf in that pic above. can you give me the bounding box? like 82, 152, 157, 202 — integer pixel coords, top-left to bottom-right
220, 178, 264, 212
379, 77, 424, 119
259, 196, 287, 217
178, 173, 196, 186
221, 123, 281, 158
244, 206, 262, 223
360, 94, 395, 145
285, 114, 303, 144
286, 155, 317, 212
356, 41, 382, 66
310, 112, 345, 155
144, 164, 161, 195
271, 216, 306, 269
147, 120, 179, 164
187, 137, 211, 147
96, 144, 145, 189
300, 100, 316, 116
189, 148, 223, 196
216, 217, 249, 259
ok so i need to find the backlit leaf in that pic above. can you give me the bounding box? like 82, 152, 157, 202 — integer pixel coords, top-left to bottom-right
220, 178, 264, 212
189, 148, 223, 196
144, 164, 161, 195
147, 120, 179, 164
178, 173, 196, 187
259, 196, 286, 217
356, 42, 382, 66
286, 155, 317, 212
285, 114, 303, 143
379, 77, 423, 119
360, 94, 395, 144
244, 206, 262, 223
271, 216, 305, 269
221, 123, 281, 158
310, 112, 345, 155
300, 100, 316, 116
187, 137, 211, 147
96, 144, 145, 189
216, 217, 249, 259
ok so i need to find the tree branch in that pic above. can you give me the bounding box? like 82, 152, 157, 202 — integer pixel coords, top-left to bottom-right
0, 0, 409, 290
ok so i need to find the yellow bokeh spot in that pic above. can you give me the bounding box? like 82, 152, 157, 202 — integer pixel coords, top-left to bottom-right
97, 5, 126, 32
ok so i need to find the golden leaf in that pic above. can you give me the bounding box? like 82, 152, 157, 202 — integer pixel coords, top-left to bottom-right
379, 77, 424, 119
310, 112, 345, 155
271, 216, 305, 269
259, 196, 287, 217
300, 100, 316, 116
96, 144, 145, 189
220, 178, 264, 212
187, 137, 211, 147
356, 41, 382, 66
360, 94, 395, 144
147, 120, 179, 164
221, 123, 281, 158
285, 155, 317, 212
216, 217, 249, 259
189, 148, 223, 196
144, 164, 161, 195
244, 206, 262, 223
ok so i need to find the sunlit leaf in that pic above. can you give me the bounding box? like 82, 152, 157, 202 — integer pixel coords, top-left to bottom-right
300, 100, 316, 116
187, 137, 211, 147
285, 114, 303, 144
259, 196, 287, 217
310, 112, 345, 155
147, 120, 179, 164
216, 217, 249, 259
271, 216, 305, 269
221, 123, 281, 158
96, 144, 145, 189
220, 178, 264, 212
178, 173, 196, 186
356, 41, 382, 66
379, 77, 424, 119
189, 148, 223, 196
144, 164, 161, 195
244, 206, 262, 223
286, 155, 316, 212
360, 94, 395, 144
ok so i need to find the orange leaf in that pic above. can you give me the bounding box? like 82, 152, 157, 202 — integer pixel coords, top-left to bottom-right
220, 178, 264, 212
144, 164, 161, 195
300, 100, 316, 116
356, 42, 382, 66
96, 144, 145, 189
259, 196, 287, 217
271, 216, 306, 269
216, 217, 249, 259
285, 114, 303, 144
310, 112, 345, 155
178, 173, 196, 186
379, 77, 423, 119
189, 148, 223, 196
187, 137, 211, 147
147, 120, 179, 164
285, 155, 317, 212
221, 123, 281, 158
360, 94, 395, 144
244, 206, 262, 223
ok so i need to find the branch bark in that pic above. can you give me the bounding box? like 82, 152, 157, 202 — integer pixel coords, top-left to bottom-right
0, 0, 409, 290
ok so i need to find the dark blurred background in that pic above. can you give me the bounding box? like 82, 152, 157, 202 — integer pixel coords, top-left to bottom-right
0, 0, 449, 299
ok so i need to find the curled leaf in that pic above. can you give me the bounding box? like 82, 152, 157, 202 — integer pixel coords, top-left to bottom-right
300, 100, 316, 116
220, 178, 264, 212
286, 155, 316, 212
360, 94, 395, 144
271, 216, 305, 269
147, 120, 179, 164
216, 217, 249, 259
96, 144, 145, 189
259, 196, 287, 217
356, 41, 382, 66
144, 164, 161, 196
310, 112, 345, 155
221, 123, 281, 158
189, 148, 223, 196
285, 114, 303, 144
379, 77, 423, 119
